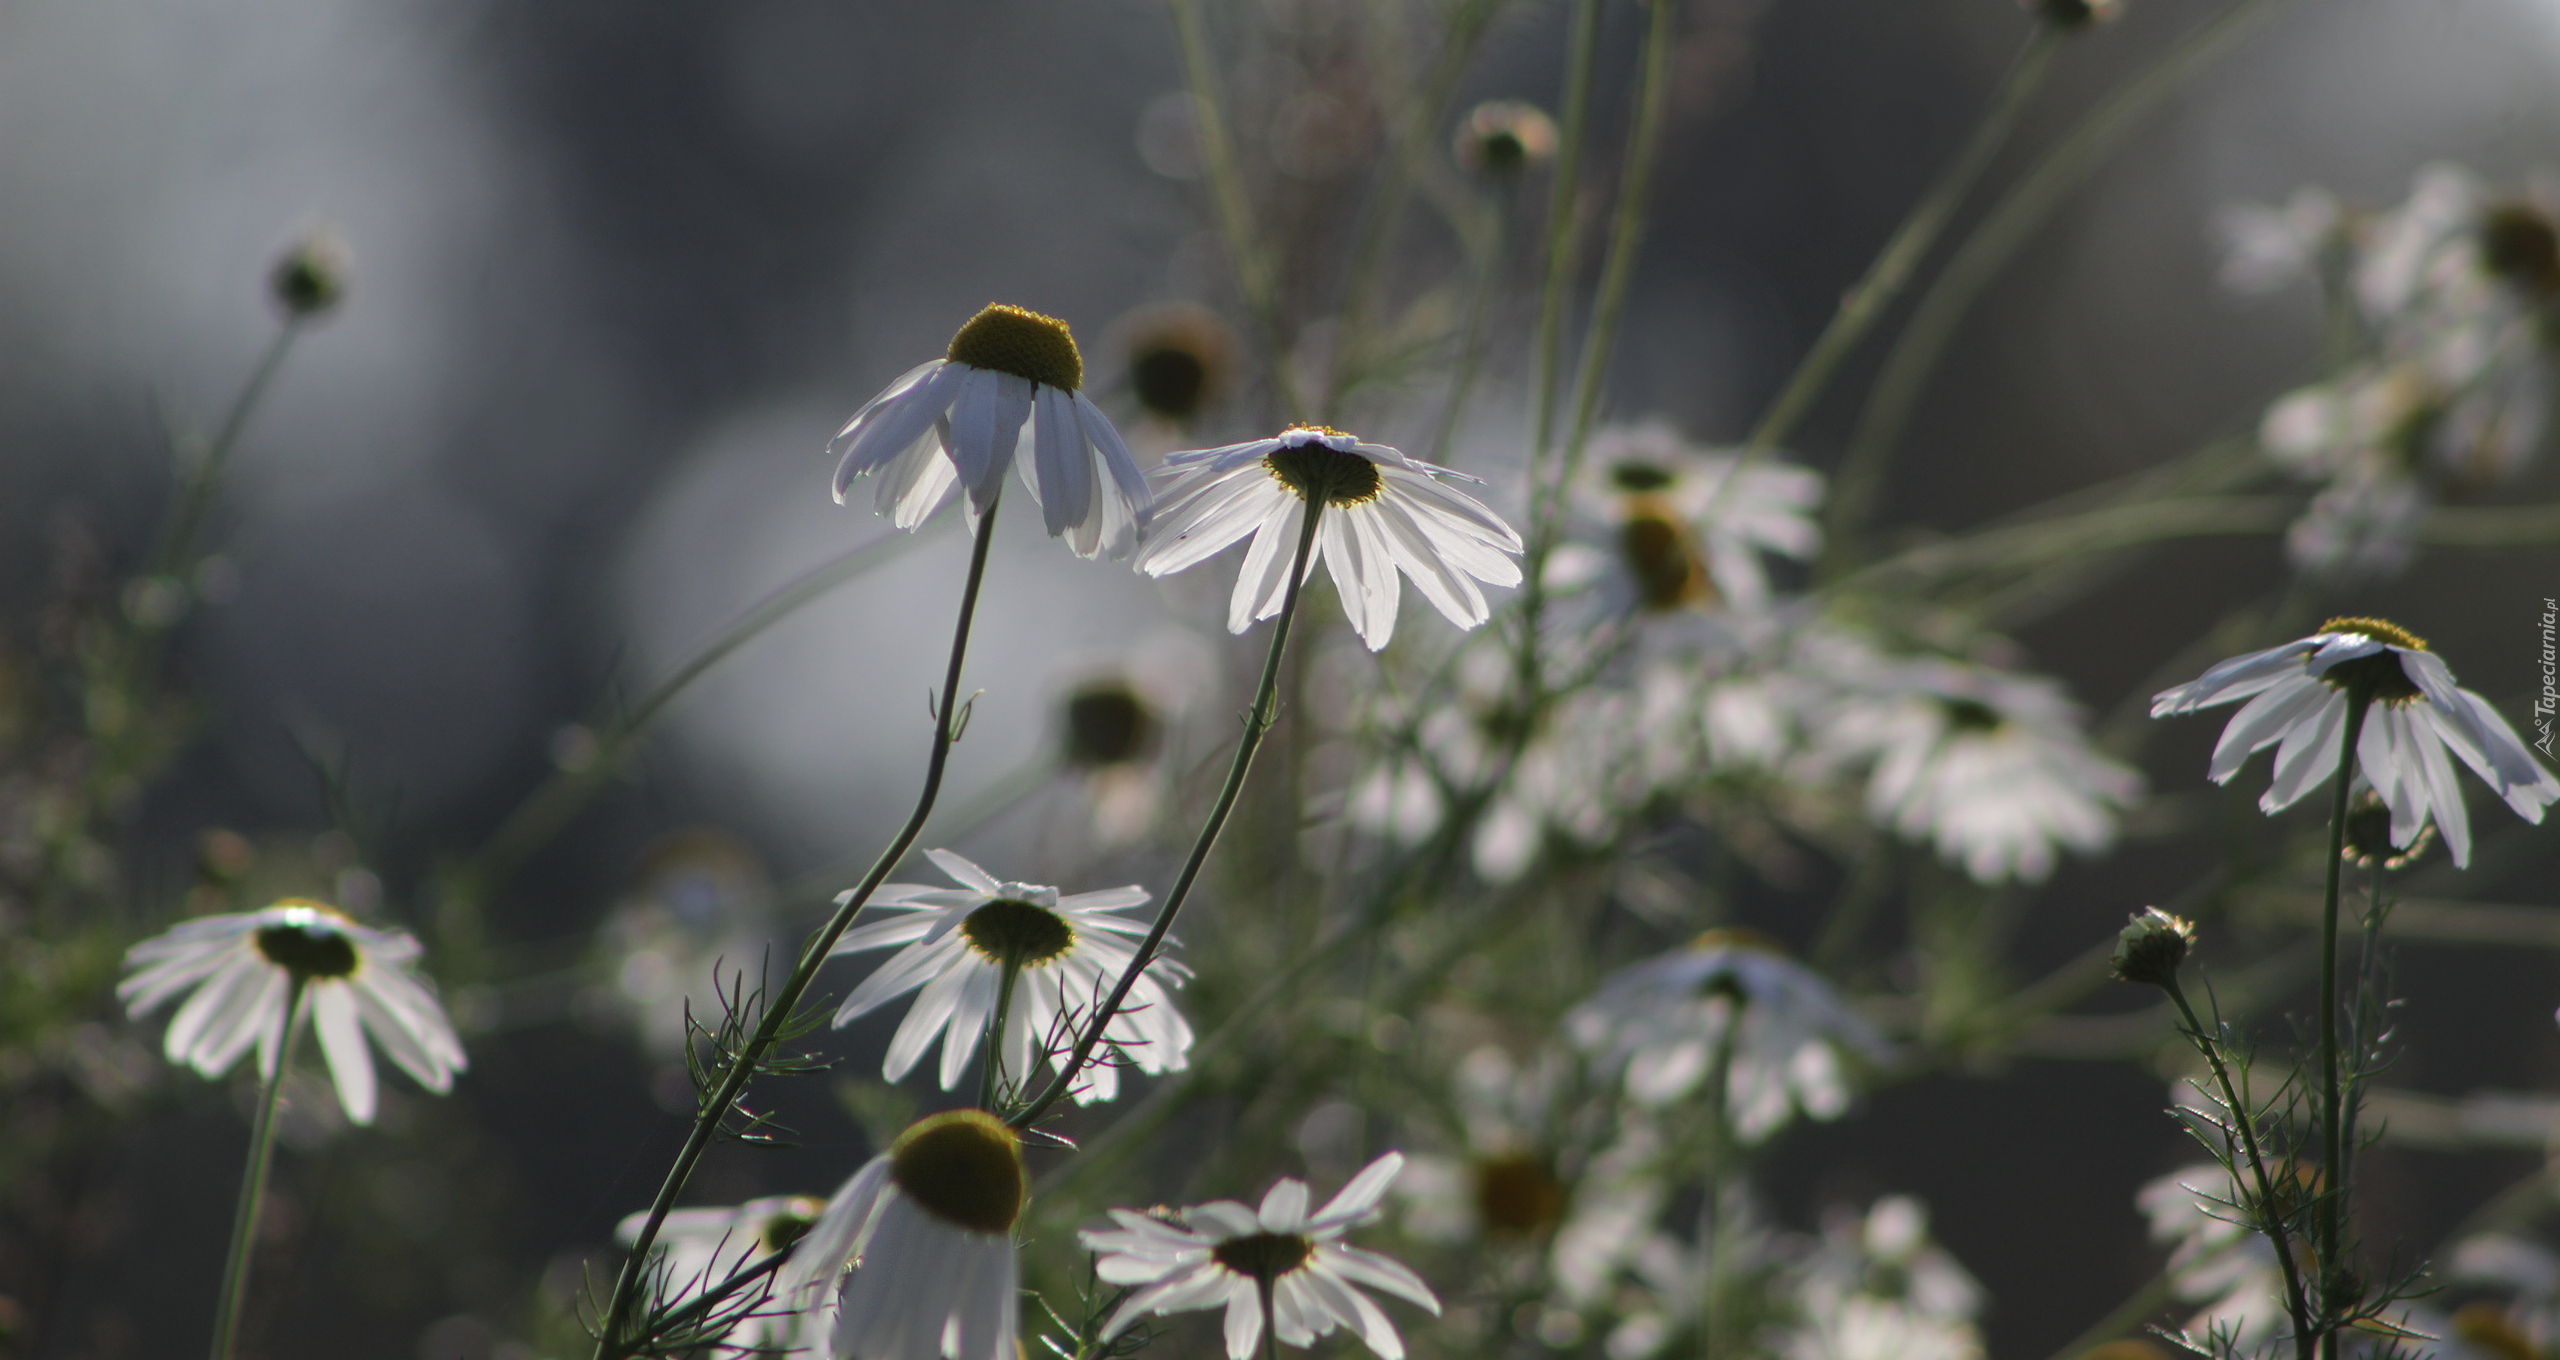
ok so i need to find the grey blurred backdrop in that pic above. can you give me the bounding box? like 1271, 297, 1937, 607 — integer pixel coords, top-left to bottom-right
4, 0, 2558, 1355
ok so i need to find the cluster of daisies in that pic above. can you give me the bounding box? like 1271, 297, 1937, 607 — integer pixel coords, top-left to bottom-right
110, 298, 2560, 1360
2223, 163, 2560, 579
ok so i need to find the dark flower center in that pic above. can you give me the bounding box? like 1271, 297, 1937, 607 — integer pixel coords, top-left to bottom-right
1132, 346, 1209, 420
1265, 433, 1384, 507
1609, 462, 1675, 493
2481, 203, 2560, 299
1472, 1153, 1567, 1236
760, 1210, 816, 1254
960, 899, 1077, 967
1064, 684, 1157, 767
1940, 697, 2005, 733
2315, 618, 2428, 706
946, 304, 1084, 391
1618, 513, 1711, 611
253, 912, 359, 980
1212, 1231, 1315, 1282
889, 1110, 1025, 1234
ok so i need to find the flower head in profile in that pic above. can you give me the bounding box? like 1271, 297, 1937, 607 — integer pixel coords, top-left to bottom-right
617, 1194, 826, 1358
785, 1110, 1025, 1360
1138, 426, 1524, 651
1565, 930, 1889, 1142
2151, 617, 2560, 867
830, 849, 1191, 1105
830, 303, 1151, 558
117, 898, 467, 1125
1554, 421, 1824, 616
1823, 656, 2142, 884
1081, 1152, 1441, 1360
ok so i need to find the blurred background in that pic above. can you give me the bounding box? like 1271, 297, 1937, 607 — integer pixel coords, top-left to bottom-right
4, 0, 2559, 1355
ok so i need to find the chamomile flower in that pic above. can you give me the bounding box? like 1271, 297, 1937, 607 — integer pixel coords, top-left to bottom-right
1082, 1152, 1442, 1360
830, 304, 1151, 558
1781, 1197, 1986, 1360
787, 1110, 1025, 1360
829, 849, 1192, 1105
1565, 931, 1889, 1143
1824, 656, 2143, 884
2150, 617, 2560, 867
1137, 426, 1524, 651
117, 898, 467, 1125
617, 1194, 825, 1358
1555, 421, 1824, 615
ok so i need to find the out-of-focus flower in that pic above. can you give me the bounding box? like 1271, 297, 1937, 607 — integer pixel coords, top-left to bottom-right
1780, 1196, 1985, 1360
269, 231, 350, 318
1549, 422, 1823, 617
1565, 930, 1888, 1142
118, 898, 466, 1125
1052, 630, 1216, 847
1821, 655, 2142, 884
786, 1110, 1024, 1360
1395, 1046, 1576, 1244
2139, 1164, 2298, 1352
1115, 302, 1238, 426
2215, 188, 2341, 295
829, 849, 1191, 1105
2151, 617, 2560, 868
1138, 426, 1524, 651
830, 303, 1151, 558
616, 1194, 825, 1358
595, 828, 775, 1060
1454, 100, 1557, 176
1082, 1152, 1441, 1360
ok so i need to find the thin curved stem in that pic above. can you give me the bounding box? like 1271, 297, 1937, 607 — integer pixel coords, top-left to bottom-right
1821, 0, 2299, 575
1744, 28, 2059, 453
1526, 0, 1606, 468
2316, 689, 2372, 1352
2163, 976, 2316, 1360
1011, 496, 1326, 1129
1166, 0, 1302, 423
596, 496, 1005, 1359
981, 958, 1024, 1109
158, 320, 303, 581
210, 980, 309, 1360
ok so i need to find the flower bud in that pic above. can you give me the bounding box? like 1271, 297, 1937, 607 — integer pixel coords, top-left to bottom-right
2109, 908, 2194, 987
2024, 0, 2122, 28
1454, 100, 1557, 177
269, 233, 349, 318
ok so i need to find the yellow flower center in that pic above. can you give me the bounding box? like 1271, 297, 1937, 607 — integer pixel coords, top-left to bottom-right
889, 1110, 1026, 1234
1692, 926, 1781, 954
1617, 509, 1713, 610
1472, 1153, 1567, 1236
959, 899, 1077, 968
1063, 683, 1157, 767
1264, 428, 1384, 506
946, 304, 1084, 391
252, 899, 360, 980
1211, 1230, 1315, 1282
2315, 617, 2428, 705
2453, 1302, 2540, 1360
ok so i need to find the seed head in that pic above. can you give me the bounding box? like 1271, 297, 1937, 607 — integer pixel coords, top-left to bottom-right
2341, 788, 2433, 869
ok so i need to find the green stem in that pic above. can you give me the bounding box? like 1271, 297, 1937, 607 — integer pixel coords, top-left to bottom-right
210, 979, 309, 1360
2316, 689, 2372, 1350
2163, 976, 2316, 1360
1011, 495, 1327, 1129
1526, 0, 1606, 467
1697, 1002, 1741, 1360
158, 321, 303, 582
1821, 0, 2299, 575
1257, 1275, 1281, 1360
596, 496, 1005, 1359
1165, 0, 1302, 422
2035, 1267, 2179, 1360
981, 957, 1025, 1109
1744, 29, 2059, 454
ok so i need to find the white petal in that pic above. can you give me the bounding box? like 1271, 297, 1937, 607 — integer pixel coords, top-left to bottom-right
1309, 1152, 1404, 1229
313, 981, 380, 1124
1258, 1176, 1311, 1232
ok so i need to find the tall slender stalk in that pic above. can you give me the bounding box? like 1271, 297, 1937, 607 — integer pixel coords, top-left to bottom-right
981, 957, 1025, 1108
1822, 0, 2298, 574
595, 497, 1006, 1359
210, 980, 309, 1360
157, 321, 304, 582
1526, 0, 1606, 469
2314, 690, 2373, 1355
1165, 0, 1302, 423
2162, 976, 2316, 1360
1011, 497, 1327, 1129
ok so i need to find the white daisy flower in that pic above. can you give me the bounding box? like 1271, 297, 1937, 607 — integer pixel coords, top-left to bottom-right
786, 1110, 1025, 1360
597, 828, 778, 1061
1564, 930, 1889, 1143
830, 303, 1151, 559
829, 849, 1192, 1106
1780, 1197, 1986, 1360
2213, 187, 2341, 296
1137, 426, 1524, 652
1081, 1151, 1442, 1360
616, 1194, 826, 1358
117, 898, 466, 1126
1394, 1046, 1579, 1244
1823, 656, 2144, 884
2138, 1163, 2299, 1353
2150, 617, 2560, 868
1554, 421, 1825, 615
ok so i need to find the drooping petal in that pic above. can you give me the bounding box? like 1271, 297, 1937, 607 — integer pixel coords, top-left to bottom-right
313, 981, 380, 1124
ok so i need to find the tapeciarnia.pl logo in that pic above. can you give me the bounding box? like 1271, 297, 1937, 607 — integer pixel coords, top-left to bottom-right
2538, 597, 2557, 757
